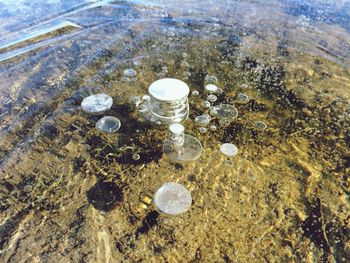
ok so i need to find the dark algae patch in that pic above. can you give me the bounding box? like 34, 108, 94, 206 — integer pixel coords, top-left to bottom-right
86, 180, 123, 212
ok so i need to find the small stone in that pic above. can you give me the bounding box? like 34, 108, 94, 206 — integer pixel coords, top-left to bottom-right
153, 182, 192, 215
240, 83, 248, 89
220, 143, 238, 157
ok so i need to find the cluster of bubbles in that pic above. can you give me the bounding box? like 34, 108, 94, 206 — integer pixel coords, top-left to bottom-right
79, 71, 269, 217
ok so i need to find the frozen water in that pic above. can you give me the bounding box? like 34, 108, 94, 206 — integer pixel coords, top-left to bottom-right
153, 182, 192, 215
81, 94, 113, 114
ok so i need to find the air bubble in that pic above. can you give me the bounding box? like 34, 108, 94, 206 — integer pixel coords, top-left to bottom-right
213, 104, 238, 121
192, 90, 199, 96
202, 101, 211, 108
204, 84, 219, 93
132, 153, 141, 160
207, 94, 217, 103
220, 143, 238, 157
254, 121, 267, 131
204, 75, 218, 84
199, 127, 208, 133
194, 114, 211, 126
153, 182, 192, 215
81, 94, 113, 114
236, 93, 250, 104
96, 116, 121, 133
123, 68, 137, 78
210, 125, 217, 131
183, 71, 191, 78
164, 124, 202, 162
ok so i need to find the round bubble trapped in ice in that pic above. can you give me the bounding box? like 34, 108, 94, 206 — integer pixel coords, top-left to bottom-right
153, 182, 192, 215
123, 68, 137, 78
213, 104, 238, 121
96, 116, 121, 133
81, 94, 113, 114
220, 143, 238, 157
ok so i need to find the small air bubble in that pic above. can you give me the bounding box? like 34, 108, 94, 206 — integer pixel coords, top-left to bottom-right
132, 153, 141, 160
254, 120, 267, 131
192, 90, 200, 96
202, 101, 211, 108
210, 125, 217, 131
199, 127, 208, 133
123, 68, 137, 78
207, 94, 217, 103
236, 93, 250, 104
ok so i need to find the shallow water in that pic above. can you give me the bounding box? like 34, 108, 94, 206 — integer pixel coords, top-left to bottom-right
0, 0, 350, 262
